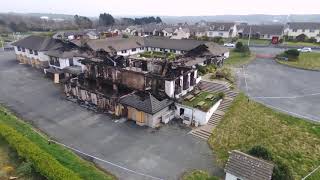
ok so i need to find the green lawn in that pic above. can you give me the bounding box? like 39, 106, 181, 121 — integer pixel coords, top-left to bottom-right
208, 93, 320, 179
238, 38, 270, 45
181, 170, 219, 180
0, 106, 116, 180
182, 92, 221, 111
139, 51, 176, 60
224, 51, 256, 67
277, 52, 320, 70
283, 41, 320, 47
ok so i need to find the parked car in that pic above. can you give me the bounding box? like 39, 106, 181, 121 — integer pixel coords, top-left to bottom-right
297, 47, 312, 52
223, 43, 236, 48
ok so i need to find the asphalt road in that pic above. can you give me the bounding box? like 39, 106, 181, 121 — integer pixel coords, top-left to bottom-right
237, 47, 320, 122
0, 52, 223, 180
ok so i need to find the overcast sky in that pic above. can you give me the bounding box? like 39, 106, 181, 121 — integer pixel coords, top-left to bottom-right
1, 0, 320, 16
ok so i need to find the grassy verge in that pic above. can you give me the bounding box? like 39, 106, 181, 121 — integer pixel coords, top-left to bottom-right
238, 39, 270, 45
208, 93, 320, 179
181, 170, 219, 180
0, 136, 44, 179
277, 52, 320, 71
0, 106, 116, 180
224, 51, 256, 67
306, 168, 320, 180
283, 41, 320, 47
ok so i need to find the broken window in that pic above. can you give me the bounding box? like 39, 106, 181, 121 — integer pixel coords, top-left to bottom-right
132, 48, 136, 52
17, 46, 21, 51
34, 50, 38, 55
29, 49, 33, 54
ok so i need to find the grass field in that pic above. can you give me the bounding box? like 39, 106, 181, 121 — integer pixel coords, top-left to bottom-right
224, 51, 256, 67
0, 106, 116, 180
181, 170, 219, 180
277, 52, 320, 70
238, 38, 270, 45
208, 93, 320, 179
283, 41, 320, 47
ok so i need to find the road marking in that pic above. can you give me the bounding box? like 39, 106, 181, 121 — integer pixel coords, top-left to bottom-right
28, 125, 164, 180
253, 99, 320, 122
242, 67, 250, 96
252, 92, 320, 99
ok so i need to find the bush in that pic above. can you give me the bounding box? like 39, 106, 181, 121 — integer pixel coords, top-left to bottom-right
122, 34, 129, 38
0, 124, 81, 180
284, 49, 300, 60
248, 146, 273, 161
234, 42, 250, 54
272, 160, 294, 180
215, 67, 234, 83
217, 92, 225, 100
212, 36, 224, 44
248, 146, 294, 180
296, 34, 307, 42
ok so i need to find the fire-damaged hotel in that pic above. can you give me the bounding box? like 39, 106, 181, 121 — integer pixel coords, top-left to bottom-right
12, 35, 229, 128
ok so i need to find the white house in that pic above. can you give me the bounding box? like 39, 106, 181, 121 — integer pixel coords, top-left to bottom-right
171, 27, 191, 39
12, 35, 64, 69
225, 150, 274, 180
284, 22, 320, 42
162, 28, 174, 37
206, 22, 238, 38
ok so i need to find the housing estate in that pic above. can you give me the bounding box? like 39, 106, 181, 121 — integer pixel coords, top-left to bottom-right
284, 22, 320, 42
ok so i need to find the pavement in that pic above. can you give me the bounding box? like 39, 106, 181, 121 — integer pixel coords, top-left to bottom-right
237, 47, 320, 122
0, 52, 223, 180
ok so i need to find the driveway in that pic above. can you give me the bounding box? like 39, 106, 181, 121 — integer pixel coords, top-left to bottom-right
237, 47, 320, 122
0, 52, 223, 180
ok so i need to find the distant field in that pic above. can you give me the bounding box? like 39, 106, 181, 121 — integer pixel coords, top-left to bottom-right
277, 52, 320, 70
209, 93, 320, 179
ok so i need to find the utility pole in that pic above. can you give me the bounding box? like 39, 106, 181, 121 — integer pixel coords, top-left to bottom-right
248, 25, 252, 47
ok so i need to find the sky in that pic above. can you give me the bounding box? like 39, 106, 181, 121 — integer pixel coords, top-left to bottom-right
1, 0, 320, 17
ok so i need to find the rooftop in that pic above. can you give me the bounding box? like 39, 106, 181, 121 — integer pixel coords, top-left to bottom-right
225, 150, 274, 180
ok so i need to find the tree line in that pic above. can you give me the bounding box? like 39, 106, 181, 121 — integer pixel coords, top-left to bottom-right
0, 12, 163, 33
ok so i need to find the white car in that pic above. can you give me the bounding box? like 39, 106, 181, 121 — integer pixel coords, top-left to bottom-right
298, 47, 312, 52
223, 43, 236, 48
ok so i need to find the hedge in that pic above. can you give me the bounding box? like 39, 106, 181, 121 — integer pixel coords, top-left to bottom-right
0, 123, 82, 180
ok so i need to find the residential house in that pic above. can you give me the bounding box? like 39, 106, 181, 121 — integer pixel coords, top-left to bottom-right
171, 27, 191, 39
206, 22, 238, 38
225, 150, 274, 180
284, 22, 320, 42
162, 27, 174, 37
239, 25, 284, 41
12, 35, 65, 69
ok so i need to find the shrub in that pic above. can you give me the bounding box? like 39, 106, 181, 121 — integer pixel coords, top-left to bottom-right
296, 34, 307, 42
284, 49, 300, 60
272, 160, 294, 180
0, 124, 81, 180
212, 36, 224, 44
248, 145, 273, 161
217, 92, 225, 100
234, 42, 250, 54
122, 34, 128, 38
215, 67, 234, 83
